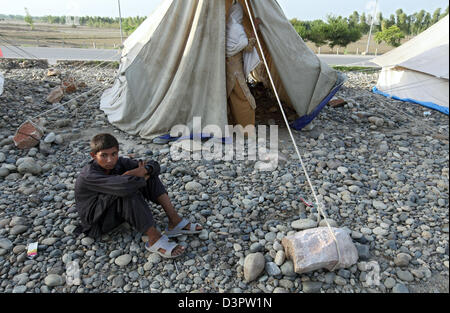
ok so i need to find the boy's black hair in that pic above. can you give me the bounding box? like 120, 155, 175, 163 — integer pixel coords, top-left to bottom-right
90, 133, 119, 154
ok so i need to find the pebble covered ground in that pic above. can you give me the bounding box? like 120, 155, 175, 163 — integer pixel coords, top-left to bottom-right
0, 59, 448, 293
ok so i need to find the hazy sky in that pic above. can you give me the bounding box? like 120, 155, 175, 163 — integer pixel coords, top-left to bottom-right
2, 0, 449, 20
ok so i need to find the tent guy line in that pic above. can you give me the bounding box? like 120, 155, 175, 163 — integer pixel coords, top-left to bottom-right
31, 69, 118, 121
0, 35, 41, 61
243, 0, 343, 271
0, 33, 123, 77
0, 32, 122, 126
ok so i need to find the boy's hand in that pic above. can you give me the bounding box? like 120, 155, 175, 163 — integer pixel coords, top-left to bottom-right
122, 161, 148, 178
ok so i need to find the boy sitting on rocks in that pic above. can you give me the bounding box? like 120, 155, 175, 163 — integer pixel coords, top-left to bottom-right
74, 133, 202, 259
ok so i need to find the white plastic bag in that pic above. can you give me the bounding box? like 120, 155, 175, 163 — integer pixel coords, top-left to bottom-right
282, 227, 359, 274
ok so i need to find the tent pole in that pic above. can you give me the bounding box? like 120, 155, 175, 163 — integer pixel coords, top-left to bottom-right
118, 0, 124, 46
365, 0, 378, 55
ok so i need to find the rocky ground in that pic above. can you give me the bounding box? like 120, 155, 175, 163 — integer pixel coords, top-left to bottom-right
0, 59, 448, 293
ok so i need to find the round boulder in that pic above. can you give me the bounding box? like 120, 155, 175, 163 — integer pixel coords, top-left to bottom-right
185, 181, 202, 192
44, 274, 64, 287
244, 252, 265, 282
115, 254, 132, 267
17, 159, 41, 175
394, 253, 412, 267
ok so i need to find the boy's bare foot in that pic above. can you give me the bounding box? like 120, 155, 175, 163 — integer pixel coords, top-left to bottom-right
157, 194, 203, 233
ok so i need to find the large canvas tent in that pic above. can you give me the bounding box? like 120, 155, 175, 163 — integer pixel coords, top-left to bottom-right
372, 15, 449, 115
100, 0, 344, 139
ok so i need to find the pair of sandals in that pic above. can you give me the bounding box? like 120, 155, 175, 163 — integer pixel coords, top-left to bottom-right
145, 218, 202, 259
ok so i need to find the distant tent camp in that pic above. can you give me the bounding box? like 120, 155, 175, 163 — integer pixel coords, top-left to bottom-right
101, 0, 344, 139
372, 15, 449, 115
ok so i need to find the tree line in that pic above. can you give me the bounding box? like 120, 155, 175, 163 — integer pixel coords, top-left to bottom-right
0, 13, 145, 35
40, 15, 146, 34
291, 6, 448, 49
3, 5, 449, 49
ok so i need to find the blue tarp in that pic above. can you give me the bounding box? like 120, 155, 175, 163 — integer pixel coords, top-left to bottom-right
290, 77, 345, 131
156, 133, 232, 144
372, 86, 449, 115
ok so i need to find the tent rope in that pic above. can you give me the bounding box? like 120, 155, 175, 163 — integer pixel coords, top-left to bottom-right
243, 0, 342, 271
0, 35, 42, 60
0, 32, 122, 124
27, 56, 120, 121
33, 85, 102, 119
0, 34, 121, 80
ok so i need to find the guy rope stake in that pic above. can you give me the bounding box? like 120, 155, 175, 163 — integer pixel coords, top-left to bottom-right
243, 0, 343, 271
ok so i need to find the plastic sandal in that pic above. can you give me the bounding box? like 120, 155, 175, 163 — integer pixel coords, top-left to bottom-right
145, 235, 185, 259
164, 218, 203, 238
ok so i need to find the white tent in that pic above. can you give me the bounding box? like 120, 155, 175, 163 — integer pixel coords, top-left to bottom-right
372, 15, 449, 115
100, 0, 343, 139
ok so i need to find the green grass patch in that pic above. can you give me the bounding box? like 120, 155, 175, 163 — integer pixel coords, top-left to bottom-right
56, 60, 120, 68
332, 65, 380, 73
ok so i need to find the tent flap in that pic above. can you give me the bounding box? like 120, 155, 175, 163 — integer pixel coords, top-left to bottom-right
101, 0, 228, 138
101, 0, 339, 138
249, 0, 337, 116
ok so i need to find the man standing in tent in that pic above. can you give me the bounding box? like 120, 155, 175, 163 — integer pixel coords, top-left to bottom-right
226, 1, 261, 133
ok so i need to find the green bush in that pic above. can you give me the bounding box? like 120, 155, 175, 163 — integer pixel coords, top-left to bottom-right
374, 25, 405, 47
323, 15, 362, 49
291, 15, 362, 49
24, 7, 34, 30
